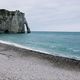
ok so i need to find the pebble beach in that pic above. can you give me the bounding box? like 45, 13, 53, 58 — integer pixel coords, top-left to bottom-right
0, 43, 80, 80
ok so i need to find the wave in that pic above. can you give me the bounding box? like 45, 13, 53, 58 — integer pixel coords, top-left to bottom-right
0, 40, 49, 54
0, 40, 80, 60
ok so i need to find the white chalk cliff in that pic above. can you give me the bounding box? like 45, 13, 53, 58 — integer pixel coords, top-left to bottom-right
0, 9, 31, 33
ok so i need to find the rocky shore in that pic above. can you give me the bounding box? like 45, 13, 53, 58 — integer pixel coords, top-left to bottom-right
0, 43, 80, 80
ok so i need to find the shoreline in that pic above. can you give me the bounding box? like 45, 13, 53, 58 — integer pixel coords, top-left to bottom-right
0, 40, 49, 54
0, 41, 80, 68
0, 42, 80, 79
0, 40, 80, 61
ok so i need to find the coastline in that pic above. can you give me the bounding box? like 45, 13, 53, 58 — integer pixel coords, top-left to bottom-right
0, 40, 80, 60
0, 42, 80, 67
0, 40, 49, 54
0, 41, 80, 79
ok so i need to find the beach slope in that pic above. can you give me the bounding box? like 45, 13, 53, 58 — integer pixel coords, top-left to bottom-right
0, 43, 80, 80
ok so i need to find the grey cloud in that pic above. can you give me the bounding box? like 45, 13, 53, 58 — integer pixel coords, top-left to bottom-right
0, 0, 80, 31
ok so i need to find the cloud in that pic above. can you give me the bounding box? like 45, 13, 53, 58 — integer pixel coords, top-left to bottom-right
0, 0, 80, 31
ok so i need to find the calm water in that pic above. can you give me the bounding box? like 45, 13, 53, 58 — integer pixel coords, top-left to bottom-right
0, 31, 80, 59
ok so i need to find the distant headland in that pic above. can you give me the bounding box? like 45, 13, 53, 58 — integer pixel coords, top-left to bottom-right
0, 9, 31, 33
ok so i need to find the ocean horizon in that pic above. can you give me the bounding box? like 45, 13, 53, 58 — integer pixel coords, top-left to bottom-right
0, 31, 80, 60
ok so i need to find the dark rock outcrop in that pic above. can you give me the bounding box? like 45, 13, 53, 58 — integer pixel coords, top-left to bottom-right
0, 9, 31, 33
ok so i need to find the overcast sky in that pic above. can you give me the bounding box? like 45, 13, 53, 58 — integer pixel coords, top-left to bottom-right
0, 0, 80, 31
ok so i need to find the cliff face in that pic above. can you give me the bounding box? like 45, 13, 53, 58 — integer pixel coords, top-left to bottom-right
0, 9, 31, 33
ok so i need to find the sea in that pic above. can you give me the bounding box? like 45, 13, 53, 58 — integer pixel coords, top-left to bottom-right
0, 31, 80, 60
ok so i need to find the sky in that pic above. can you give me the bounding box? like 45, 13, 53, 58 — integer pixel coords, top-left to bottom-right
0, 0, 80, 31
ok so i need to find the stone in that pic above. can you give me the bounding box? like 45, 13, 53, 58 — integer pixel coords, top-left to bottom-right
0, 9, 31, 33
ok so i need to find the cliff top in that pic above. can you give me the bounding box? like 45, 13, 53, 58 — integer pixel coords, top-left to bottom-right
0, 9, 24, 16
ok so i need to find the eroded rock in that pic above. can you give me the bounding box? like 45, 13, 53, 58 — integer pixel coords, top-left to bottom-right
0, 9, 31, 33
